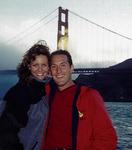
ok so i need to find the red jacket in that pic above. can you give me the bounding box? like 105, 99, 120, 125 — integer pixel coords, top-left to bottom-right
42, 85, 117, 150
75, 86, 117, 150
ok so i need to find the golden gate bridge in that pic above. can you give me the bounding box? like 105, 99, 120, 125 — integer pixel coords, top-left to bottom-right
6, 6, 132, 74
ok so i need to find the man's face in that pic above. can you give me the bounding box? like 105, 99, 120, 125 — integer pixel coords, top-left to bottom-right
50, 54, 74, 91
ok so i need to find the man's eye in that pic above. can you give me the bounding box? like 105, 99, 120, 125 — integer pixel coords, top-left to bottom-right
61, 64, 66, 67
51, 65, 56, 69
60, 63, 67, 68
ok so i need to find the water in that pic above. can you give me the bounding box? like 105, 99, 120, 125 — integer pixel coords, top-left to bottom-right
0, 73, 18, 100
0, 73, 132, 149
106, 102, 132, 150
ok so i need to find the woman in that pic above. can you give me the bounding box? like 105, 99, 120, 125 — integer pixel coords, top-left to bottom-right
0, 40, 50, 150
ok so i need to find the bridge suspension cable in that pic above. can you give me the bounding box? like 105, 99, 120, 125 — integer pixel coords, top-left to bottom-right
10, 16, 57, 44
6, 8, 58, 44
69, 10, 132, 41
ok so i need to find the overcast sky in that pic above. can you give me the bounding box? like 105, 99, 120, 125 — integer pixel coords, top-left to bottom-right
0, 0, 132, 69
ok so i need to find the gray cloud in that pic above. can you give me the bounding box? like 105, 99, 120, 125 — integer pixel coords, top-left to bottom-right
0, 43, 23, 70
0, 0, 132, 69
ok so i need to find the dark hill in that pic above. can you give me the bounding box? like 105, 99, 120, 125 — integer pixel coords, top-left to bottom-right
109, 58, 132, 69
75, 59, 132, 102
0, 70, 16, 74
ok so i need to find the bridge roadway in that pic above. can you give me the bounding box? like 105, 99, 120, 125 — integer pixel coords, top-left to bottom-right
73, 68, 132, 74
74, 68, 101, 74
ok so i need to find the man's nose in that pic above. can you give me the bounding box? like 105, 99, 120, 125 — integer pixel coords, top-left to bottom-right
56, 66, 62, 73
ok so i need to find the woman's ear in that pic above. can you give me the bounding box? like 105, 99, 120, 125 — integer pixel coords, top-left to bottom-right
48, 70, 52, 77
28, 64, 31, 70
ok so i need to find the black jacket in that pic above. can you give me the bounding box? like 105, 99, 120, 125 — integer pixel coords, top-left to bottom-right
0, 79, 46, 150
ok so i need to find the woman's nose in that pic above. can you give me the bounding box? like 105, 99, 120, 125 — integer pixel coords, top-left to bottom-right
38, 66, 43, 71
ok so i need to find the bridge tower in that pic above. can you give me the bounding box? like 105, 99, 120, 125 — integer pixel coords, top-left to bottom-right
57, 7, 69, 50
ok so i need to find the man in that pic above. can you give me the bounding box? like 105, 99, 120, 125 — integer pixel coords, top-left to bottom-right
42, 50, 117, 150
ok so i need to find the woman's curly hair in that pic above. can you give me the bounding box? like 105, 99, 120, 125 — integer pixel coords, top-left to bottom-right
17, 40, 50, 83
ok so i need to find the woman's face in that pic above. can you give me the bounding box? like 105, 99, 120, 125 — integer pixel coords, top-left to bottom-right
29, 54, 49, 80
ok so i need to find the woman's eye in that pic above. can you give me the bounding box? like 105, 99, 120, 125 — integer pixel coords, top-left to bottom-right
42, 64, 47, 67
32, 64, 37, 67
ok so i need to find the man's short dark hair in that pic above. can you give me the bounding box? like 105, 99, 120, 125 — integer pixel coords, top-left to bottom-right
50, 49, 73, 66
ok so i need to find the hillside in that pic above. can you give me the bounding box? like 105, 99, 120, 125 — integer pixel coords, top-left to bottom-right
76, 59, 132, 102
